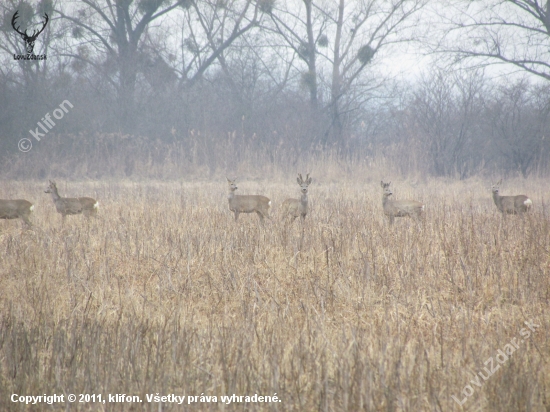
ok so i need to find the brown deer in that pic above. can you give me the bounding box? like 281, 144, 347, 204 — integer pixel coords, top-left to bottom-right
381, 181, 424, 224
282, 173, 312, 223
227, 178, 271, 223
45, 181, 98, 221
0, 199, 34, 226
491, 180, 532, 214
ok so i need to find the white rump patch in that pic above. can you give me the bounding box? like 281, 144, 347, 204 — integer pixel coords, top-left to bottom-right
268, 200, 271, 206
421, 205, 425, 210
29, 205, 35, 212
93, 202, 99, 209
524, 199, 532, 207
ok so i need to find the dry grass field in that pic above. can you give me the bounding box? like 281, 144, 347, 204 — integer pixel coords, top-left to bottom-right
0, 176, 549, 411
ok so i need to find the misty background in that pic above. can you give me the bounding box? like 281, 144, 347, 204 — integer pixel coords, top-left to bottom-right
1, 0, 549, 180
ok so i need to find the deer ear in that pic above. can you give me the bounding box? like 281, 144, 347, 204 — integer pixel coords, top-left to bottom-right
497, 179, 502, 185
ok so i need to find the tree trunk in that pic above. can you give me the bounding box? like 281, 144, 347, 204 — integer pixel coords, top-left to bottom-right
330, 0, 345, 142
304, 0, 318, 111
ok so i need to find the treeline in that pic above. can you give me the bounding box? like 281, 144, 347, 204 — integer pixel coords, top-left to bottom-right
0, 0, 549, 178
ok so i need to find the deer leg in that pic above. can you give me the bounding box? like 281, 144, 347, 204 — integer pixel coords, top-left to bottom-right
234, 211, 239, 221
20, 214, 32, 227
298, 230, 304, 251
413, 212, 423, 229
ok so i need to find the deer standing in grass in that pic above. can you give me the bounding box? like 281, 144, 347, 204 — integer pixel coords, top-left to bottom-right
381, 181, 424, 225
282, 173, 312, 223
0, 199, 34, 226
491, 180, 532, 214
227, 178, 271, 223
45, 181, 98, 221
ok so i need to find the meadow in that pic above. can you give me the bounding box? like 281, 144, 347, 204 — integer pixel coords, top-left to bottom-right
0, 174, 548, 411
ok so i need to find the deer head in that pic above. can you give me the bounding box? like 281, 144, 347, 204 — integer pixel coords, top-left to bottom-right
491, 179, 502, 194
12, 11, 49, 55
381, 181, 392, 197
297, 173, 312, 193
45, 180, 57, 194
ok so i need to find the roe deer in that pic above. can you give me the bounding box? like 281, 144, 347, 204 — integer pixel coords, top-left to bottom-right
0, 199, 34, 226
227, 178, 271, 223
381, 181, 424, 224
282, 173, 312, 223
491, 180, 532, 214
45, 180, 98, 220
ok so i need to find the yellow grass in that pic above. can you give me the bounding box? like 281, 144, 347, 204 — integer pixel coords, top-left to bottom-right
0, 176, 548, 411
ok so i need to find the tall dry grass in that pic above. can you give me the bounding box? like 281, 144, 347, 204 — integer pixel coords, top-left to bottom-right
0, 175, 548, 411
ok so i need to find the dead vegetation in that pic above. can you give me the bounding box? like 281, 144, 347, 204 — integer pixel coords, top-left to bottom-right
0, 176, 548, 411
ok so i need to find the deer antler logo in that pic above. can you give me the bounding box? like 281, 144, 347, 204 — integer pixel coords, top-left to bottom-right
12, 11, 49, 55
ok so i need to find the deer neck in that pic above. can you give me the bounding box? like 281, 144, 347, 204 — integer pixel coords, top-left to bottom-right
492, 191, 501, 206
228, 190, 235, 203
50, 188, 61, 201
301, 192, 308, 206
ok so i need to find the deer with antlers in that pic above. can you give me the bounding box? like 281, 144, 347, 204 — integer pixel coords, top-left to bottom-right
282, 173, 312, 223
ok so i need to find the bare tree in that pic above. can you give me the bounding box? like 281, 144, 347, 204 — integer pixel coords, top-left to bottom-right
262, 0, 328, 112
407, 68, 486, 177
176, 0, 261, 88
323, 0, 426, 140
433, 0, 550, 81
486, 79, 550, 177
54, 0, 187, 129
56, 0, 260, 131
265, 0, 426, 143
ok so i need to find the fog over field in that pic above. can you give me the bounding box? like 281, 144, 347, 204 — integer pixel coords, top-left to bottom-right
0, 0, 549, 411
